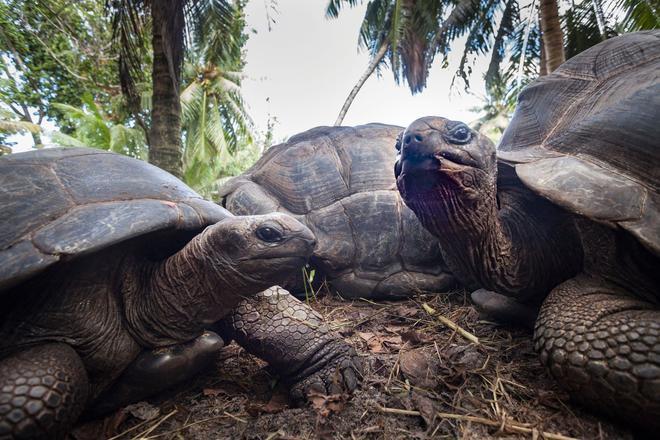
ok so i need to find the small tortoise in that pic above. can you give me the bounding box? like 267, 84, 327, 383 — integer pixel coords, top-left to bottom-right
0, 148, 360, 439
395, 31, 660, 430
220, 124, 455, 298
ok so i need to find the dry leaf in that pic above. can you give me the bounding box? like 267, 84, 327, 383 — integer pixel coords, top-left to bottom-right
357, 331, 403, 353
400, 329, 434, 345
202, 388, 225, 397
390, 305, 419, 318
246, 390, 290, 415
307, 391, 345, 417
411, 391, 440, 427
400, 348, 438, 389
124, 401, 160, 421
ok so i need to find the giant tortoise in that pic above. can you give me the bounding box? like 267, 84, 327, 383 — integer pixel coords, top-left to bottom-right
0, 148, 360, 439
220, 124, 455, 298
395, 31, 660, 429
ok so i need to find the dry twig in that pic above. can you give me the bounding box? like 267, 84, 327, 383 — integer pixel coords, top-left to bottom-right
422, 302, 480, 344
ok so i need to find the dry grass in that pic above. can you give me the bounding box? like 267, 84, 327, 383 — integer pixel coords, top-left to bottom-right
72, 289, 633, 440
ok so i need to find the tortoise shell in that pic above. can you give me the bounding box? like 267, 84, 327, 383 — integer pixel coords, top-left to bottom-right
498, 30, 660, 255
0, 147, 230, 291
219, 124, 454, 298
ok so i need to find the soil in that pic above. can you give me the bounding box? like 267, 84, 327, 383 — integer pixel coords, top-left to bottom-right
72, 289, 635, 440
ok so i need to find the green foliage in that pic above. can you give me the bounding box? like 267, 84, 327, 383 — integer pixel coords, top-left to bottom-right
612, 0, 660, 31
470, 73, 517, 143
179, 0, 255, 197
327, 0, 446, 93
52, 94, 147, 159
328, 0, 659, 96
0, 0, 119, 147
108, 0, 255, 182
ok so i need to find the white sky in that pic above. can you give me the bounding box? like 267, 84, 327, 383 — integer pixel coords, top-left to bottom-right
241, 0, 487, 142
11, 0, 488, 150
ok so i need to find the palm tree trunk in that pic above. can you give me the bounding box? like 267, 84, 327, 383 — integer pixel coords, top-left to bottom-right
334, 43, 388, 126
539, 0, 565, 72
149, 0, 184, 178
539, 26, 548, 76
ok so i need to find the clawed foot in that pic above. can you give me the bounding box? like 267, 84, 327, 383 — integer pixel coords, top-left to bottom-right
288, 340, 362, 402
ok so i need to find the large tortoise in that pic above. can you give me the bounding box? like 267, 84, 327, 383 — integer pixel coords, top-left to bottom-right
220, 124, 455, 298
0, 148, 360, 439
395, 31, 660, 430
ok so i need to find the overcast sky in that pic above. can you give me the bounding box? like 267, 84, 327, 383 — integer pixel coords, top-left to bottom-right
12, 0, 489, 150
241, 0, 487, 142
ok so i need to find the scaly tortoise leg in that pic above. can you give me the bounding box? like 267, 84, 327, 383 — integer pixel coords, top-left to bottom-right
218, 286, 362, 401
534, 274, 660, 431
0, 344, 88, 440
89, 331, 224, 417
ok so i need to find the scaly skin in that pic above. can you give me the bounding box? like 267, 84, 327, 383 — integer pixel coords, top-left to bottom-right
0, 213, 318, 439
535, 275, 660, 430
395, 116, 660, 430
219, 286, 361, 400
0, 345, 87, 440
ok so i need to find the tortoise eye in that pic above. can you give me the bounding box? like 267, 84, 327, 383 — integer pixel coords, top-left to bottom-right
445, 123, 472, 145
256, 225, 284, 243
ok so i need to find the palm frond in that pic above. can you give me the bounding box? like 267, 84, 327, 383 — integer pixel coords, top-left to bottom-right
609, 0, 660, 31
326, 0, 362, 18
52, 131, 88, 147
107, 0, 149, 114
485, 0, 519, 89
0, 119, 42, 134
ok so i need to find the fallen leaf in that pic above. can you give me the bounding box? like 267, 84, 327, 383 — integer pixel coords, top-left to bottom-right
202, 388, 225, 397
390, 305, 419, 318
246, 386, 291, 415
124, 401, 160, 421
307, 391, 346, 417
400, 329, 434, 345
400, 348, 438, 389
384, 325, 407, 334
357, 332, 403, 353
411, 391, 440, 427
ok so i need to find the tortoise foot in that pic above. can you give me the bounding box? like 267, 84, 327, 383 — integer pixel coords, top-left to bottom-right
0, 344, 88, 440
471, 289, 537, 329
535, 275, 660, 431
89, 331, 223, 416
220, 286, 363, 403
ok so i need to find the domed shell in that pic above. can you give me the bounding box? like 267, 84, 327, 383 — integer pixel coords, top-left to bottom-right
498, 31, 660, 255
219, 124, 454, 298
0, 147, 231, 291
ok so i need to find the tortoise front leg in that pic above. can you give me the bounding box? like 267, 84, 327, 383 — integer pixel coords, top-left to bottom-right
0, 343, 88, 440
89, 331, 223, 417
218, 287, 362, 401
534, 274, 660, 431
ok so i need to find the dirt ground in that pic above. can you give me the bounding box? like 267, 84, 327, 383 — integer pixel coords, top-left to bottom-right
72, 289, 635, 440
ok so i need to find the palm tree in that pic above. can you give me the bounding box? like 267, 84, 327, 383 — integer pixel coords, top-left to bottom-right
329, 0, 658, 115
178, 0, 253, 195
327, 0, 444, 125
108, 0, 240, 178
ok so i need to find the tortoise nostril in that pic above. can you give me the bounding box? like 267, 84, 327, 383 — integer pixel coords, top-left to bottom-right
414, 134, 423, 142
404, 135, 411, 144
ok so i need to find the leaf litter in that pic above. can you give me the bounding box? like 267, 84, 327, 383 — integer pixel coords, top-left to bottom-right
72, 289, 634, 439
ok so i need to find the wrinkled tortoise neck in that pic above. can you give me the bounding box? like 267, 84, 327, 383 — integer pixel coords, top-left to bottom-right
122, 225, 252, 347
407, 165, 580, 302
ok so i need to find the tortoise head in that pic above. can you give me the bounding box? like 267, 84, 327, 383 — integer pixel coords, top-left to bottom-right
394, 116, 497, 203
204, 212, 316, 287
125, 212, 316, 347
